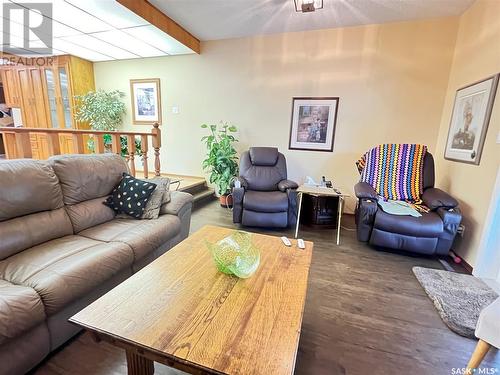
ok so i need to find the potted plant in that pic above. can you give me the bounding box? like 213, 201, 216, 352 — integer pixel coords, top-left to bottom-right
74, 89, 126, 131
74, 90, 141, 156
201, 123, 239, 207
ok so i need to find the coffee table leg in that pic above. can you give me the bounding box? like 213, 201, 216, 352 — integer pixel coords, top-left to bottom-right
294, 192, 303, 239
126, 350, 154, 375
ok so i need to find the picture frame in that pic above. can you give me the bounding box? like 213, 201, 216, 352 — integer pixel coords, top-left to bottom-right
444, 74, 499, 165
288, 97, 339, 152
130, 78, 162, 125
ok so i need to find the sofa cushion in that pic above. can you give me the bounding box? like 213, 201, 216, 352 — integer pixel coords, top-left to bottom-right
65, 197, 116, 233
0, 159, 64, 222
0, 208, 73, 261
374, 210, 443, 237
49, 154, 128, 205
141, 177, 171, 219
0, 235, 133, 315
78, 215, 181, 262
0, 280, 46, 345
243, 191, 288, 213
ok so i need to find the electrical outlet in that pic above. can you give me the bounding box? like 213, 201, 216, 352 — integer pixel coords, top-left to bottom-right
172, 106, 179, 114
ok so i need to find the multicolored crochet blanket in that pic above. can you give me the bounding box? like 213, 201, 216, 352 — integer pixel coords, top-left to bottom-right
356, 144, 428, 210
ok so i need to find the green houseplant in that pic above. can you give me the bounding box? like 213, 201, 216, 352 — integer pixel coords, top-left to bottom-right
201, 123, 239, 207
74, 89, 126, 131
74, 89, 140, 156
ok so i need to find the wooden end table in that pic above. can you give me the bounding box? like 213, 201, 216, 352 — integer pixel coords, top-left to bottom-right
70, 225, 313, 375
294, 185, 350, 245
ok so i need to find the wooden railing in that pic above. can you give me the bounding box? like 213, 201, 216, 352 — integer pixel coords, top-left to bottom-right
0, 123, 161, 178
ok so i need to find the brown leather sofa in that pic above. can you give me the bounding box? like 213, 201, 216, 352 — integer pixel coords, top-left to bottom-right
0, 154, 193, 375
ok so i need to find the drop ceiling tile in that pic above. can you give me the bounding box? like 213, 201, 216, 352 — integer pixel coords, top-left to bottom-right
6, 0, 112, 34
91, 29, 167, 58
62, 34, 138, 59
122, 25, 195, 55
52, 38, 114, 61
64, 0, 149, 29
51, 0, 114, 34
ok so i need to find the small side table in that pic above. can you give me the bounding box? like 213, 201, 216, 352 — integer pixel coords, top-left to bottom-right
294, 185, 350, 245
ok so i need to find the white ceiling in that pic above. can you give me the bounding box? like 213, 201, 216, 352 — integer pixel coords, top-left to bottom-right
149, 0, 476, 41
0, 0, 195, 61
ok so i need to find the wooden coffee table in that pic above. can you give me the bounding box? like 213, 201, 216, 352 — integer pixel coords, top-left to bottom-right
70, 225, 313, 375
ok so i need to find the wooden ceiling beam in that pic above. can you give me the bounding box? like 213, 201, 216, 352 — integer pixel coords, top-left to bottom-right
116, 0, 200, 54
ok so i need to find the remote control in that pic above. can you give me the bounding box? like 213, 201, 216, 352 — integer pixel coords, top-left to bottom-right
297, 239, 305, 249
280, 236, 292, 247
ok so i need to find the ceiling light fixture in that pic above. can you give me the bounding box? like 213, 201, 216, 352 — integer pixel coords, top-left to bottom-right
294, 0, 323, 13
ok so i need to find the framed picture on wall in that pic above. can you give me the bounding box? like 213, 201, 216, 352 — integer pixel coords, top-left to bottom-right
444, 74, 499, 165
288, 97, 339, 152
130, 78, 162, 125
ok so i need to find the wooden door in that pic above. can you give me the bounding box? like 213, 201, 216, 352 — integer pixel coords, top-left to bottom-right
16, 67, 50, 159
0, 69, 22, 109
17, 68, 36, 127
29, 68, 49, 127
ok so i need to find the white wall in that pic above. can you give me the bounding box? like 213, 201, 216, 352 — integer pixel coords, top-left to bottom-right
94, 16, 458, 213
434, 0, 500, 266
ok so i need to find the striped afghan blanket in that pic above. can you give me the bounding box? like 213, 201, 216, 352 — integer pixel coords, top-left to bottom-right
356, 144, 428, 209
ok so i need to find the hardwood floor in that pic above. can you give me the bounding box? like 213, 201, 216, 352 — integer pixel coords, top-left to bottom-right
33, 200, 500, 375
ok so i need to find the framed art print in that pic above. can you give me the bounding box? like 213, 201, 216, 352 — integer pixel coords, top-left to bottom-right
288, 97, 339, 152
444, 74, 499, 165
130, 78, 162, 125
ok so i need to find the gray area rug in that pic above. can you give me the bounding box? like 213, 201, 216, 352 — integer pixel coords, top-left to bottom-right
412, 266, 498, 338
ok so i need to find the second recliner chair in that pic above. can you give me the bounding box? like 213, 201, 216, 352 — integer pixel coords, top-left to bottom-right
232, 147, 298, 228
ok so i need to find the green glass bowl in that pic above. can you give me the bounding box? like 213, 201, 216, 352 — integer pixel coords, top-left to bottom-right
206, 231, 260, 278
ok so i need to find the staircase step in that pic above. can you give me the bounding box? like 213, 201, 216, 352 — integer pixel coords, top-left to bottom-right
192, 188, 216, 208
180, 180, 209, 195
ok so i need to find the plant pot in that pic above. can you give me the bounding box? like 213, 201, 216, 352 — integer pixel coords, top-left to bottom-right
220, 194, 233, 208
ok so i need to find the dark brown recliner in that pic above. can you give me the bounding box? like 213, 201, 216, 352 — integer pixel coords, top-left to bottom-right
232, 147, 298, 228
354, 153, 462, 256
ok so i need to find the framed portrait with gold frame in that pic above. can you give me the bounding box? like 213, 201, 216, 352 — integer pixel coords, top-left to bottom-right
130, 78, 162, 125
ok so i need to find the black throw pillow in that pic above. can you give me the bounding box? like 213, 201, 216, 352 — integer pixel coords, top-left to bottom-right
104, 173, 157, 218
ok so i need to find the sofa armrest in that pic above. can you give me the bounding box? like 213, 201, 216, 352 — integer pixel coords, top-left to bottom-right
160, 191, 193, 216
278, 179, 298, 192
436, 207, 462, 254
355, 198, 378, 242
354, 182, 378, 200
231, 177, 248, 190
422, 188, 458, 210
232, 187, 245, 223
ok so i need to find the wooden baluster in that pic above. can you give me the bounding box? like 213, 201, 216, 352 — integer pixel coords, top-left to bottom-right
72, 133, 85, 154
94, 134, 105, 154
46, 132, 61, 156
3, 132, 18, 158
152, 123, 161, 176
14, 132, 32, 158
111, 133, 121, 154
126, 135, 136, 177
141, 134, 149, 179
